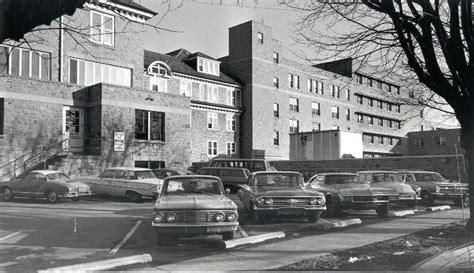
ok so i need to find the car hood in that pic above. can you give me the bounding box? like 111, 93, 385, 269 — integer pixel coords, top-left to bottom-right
437, 182, 469, 187
328, 183, 396, 196
48, 179, 90, 189
156, 194, 237, 210
255, 187, 324, 197
371, 182, 415, 194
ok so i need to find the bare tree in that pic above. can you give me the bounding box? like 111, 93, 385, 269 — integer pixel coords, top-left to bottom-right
289, 0, 474, 229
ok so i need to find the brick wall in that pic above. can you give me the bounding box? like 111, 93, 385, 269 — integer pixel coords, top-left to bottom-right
407, 128, 464, 156
271, 155, 467, 182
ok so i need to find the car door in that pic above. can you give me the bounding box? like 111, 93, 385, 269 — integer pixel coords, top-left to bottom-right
15, 173, 38, 196
239, 176, 254, 210
93, 169, 115, 195
31, 173, 48, 197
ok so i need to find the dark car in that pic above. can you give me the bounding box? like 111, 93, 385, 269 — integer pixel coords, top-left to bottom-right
151, 175, 238, 246
0, 170, 91, 203
238, 171, 326, 223
153, 168, 194, 179
306, 173, 399, 217
209, 158, 276, 172
198, 167, 250, 193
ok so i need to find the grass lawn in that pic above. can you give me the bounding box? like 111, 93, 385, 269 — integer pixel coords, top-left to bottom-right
277, 221, 471, 271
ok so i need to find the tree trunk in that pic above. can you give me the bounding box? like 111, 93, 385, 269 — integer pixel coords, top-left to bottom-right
458, 103, 474, 233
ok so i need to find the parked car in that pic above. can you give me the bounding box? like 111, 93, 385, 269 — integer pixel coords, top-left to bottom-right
152, 175, 239, 246
358, 171, 419, 208
78, 167, 162, 202
209, 158, 277, 173
238, 171, 326, 223
306, 173, 399, 217
152, 168, 194, 179
0, 170, 91, 203
198, 167, 250, 193
397, 170, 468, 206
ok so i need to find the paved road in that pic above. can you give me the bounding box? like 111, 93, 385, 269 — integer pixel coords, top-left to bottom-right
0, 195, 465, 272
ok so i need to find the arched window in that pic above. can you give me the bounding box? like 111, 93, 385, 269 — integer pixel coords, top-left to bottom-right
147, 61, 172, 77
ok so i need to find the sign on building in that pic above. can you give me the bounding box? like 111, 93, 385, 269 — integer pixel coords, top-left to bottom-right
114, 132, 125, 151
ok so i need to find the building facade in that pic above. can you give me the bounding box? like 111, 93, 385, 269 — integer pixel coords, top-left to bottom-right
407, 128, 464, 156
220, 20, 434, 160
0, 0, 193, 177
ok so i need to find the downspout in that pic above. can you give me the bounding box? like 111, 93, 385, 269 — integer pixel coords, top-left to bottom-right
58, 15, 63, 82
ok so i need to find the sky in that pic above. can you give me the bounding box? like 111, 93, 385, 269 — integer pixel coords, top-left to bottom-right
140, 0, 304, 59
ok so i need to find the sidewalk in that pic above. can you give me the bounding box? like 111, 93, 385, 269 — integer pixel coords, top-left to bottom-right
147, 209, 468, 271
411, 242, 474, 272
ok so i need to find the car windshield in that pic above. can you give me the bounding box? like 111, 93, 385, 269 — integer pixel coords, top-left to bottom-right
371, 173, 402, 183
414, 173, 446, 182
129, 171, 156, 180
325, 175, 362, 185
255, 173, 302, 188
46, 173, 71, 180
162, 177, 222, 195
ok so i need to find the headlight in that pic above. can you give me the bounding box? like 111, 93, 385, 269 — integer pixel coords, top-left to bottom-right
264, 198, 273, 205
153, 213, 164, 223
435, 185, 440, 193
215, 212, 225, 222
226, 212, 237, 222
309, 198, 317, 205
255, 196, 265, 205
166, 213, 177, 222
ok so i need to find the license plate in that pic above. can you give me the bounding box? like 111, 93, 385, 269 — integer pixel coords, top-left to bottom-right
278, 208, 304, 215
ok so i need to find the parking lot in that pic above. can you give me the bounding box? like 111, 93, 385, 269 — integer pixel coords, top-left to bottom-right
0, 193, 464, 272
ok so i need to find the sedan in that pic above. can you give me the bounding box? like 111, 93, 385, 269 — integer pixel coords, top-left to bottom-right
0, 170, 91, 203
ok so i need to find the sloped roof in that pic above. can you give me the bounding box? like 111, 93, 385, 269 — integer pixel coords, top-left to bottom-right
110, 0, 157, 15
144, 49, 241, 86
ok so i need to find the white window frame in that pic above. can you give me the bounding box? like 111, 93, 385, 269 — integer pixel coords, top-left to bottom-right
69, 58, 131, 87
226, 114, 235, 132
150, 77, 168, 93
207, 86, 218, 103
207, 140, 218, 156
3, 45, 51, 80
331, 106, 339, 119
180, 80, 192, 97
312, 102, 320, 116
289, 97, 299, 112
207, 112, 218, 130
226, 142, 236, 156
90, 11, 114, 46
289, 119, 299, 133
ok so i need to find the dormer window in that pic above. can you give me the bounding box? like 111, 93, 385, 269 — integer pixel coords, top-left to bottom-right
147, 61, 172, 93
148, 62, 171, 77
197, 57, 220, 76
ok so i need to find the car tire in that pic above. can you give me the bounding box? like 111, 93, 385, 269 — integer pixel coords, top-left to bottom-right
453, 197, 466, 207
155, 233, 178, 247
307, 212, 320, 223
127, 191, 142, 203
420, 191, 434, 206
72, 197, 80, 201
375, 204, 390, 217
322, 198, 340, 218
2, 187, 13, 202
222, 231, 235, 241
46, 191, 59, 204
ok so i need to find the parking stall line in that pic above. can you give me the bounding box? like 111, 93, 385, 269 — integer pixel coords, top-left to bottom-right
108, 220, 142, 256
0, 231, 22, 242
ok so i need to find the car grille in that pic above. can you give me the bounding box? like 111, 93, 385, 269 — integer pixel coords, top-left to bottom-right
168, 210, 234, 223
353, 195, 389, 202
272, 197, 310, 206
439, 186, 468, 194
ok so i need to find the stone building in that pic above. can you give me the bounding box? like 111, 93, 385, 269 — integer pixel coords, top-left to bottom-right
220, 20, 433, 160
407, 128, 464, 156
0, 0, 193, 177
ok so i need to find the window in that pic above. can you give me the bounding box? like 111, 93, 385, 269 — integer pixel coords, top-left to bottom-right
389, 138, 394, 145
90, 11, 114, 46
369, 135, 375, 144
273, 52, 279, 63
357, 95, 363, 105
208, 141, 218, 156
345, 89, 350, 100
379, 101, 383, 109
357, 114, 364, 123
378, 117, 383, 126
307, 79, 312, 92
135, 161, 165, 169
257, 32, 264, 44
273, 77, 279, 88
415, 137, 425, 146
368, 116, 374, 125
377, 80, 383, 89
295, 75, 300, 89
150, 77, 167, 93
207, 86, 218, 103
317, 81, 324, 94
180, 80, 192, 96
226, 114, 236, 132
273, 103, 279, 118
420, 109, 424, 118
312, 102, 320, 116
396, 86, 401, 95
378, 136, 384, 145
330, 85, 340, 98
367, 78, 373, 87
289, 119, 299, 133
207, 112, 218, 130
312, 122, 321, 132
289, 97, 299, 112
409, 91, 415, 98
397, 121, 402, 129
70, 58, 131, 87
332, 125, 340, 130
387, 103, 392, 111
1, 45, 51, 80
369, 98, 374, 107
197, 58, 220, 76
273, 131, 280, 145
0, 98, 3, 135
357, 74, 363, 84
331, 106, 339, 119
437, 136, 447, 146
135, 110, 165, 141
420, 125, 424, 131
288, 73, 294, 88
397, 105, 401, 113
388, 120, 393, 128
227, 89, 236, 106
226, 142, 236, 156
346, 109, 350, 121
312, 79, 318, 93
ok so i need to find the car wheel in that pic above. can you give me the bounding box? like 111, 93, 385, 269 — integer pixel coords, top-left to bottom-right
307, 212, 320, 223
222, 231, 235, 241
453, 197, 466, 207
2, 187, 13, 202
72, 197, 80, 201
420, 191, 434, 206
127, 191, 142, 203
155, 232, 178, 247
46, 191, 59, 204
322, 198, 339, 218
375, 204, 390, 217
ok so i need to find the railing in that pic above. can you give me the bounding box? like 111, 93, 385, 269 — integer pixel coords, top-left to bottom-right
0, 138, 70, 180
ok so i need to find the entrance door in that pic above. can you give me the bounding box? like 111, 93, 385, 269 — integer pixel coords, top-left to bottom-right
63, 106, 84, 153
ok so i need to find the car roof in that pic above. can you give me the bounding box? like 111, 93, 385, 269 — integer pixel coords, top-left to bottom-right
210, 158, 266, 162
163, 175, 221, 181
105, 167, 151, 171
201, 167, 249, 170
30, 170, 66, 175
252, 171, 301, 175
398, 170, 438, 174
358, 170, 398, 174
315, 172, 358, 176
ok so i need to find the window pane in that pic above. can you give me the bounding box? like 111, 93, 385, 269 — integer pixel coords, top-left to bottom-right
78, 60, 85, 85
0, 46, 7, 74
70, 59, 78, 83
104, 15, 113, 30
135, 109, 148, 140
31, 52, 40, 79
101, 65, 109, 83
108, 65, 116, 84
94, 62, 101, 83
21, 50, 30, 77
10, 48, 20, 76
123, 68, 131, 87
150, 112, 165, 141
85, 61, 94, 85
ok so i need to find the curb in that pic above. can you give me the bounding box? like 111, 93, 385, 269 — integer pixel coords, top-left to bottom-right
426, 205, 451, 212
389, 210, 415, 217
223, 231, 285, 249
38, 254, 152, 272
317, 218, 362, 230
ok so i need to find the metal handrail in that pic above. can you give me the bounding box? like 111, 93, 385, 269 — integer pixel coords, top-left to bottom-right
0, 138, 70, 179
